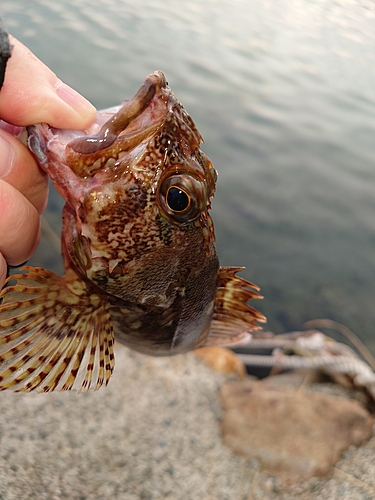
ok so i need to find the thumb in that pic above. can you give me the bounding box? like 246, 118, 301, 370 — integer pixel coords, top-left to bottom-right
0, 36, 96, 129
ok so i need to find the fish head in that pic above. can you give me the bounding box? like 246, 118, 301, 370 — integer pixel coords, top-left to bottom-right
29, 71, 219, 313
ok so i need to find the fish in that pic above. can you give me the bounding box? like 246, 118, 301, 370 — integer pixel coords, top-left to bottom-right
0, 71, 266, 392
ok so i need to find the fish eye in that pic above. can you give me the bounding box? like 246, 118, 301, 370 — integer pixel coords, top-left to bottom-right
166, 186, 191, 212
157, 171, 208, 224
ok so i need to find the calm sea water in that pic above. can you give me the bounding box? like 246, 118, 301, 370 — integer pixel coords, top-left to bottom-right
3, 0, 375, 352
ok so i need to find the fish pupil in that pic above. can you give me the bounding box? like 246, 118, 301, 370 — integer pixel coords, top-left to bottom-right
167, 186, 190, 212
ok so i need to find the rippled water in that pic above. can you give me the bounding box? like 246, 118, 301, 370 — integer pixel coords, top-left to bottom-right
3, 0, 375, 351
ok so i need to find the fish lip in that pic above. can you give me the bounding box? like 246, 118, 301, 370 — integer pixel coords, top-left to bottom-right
67, 71, 169, 156
27, 125, 48, 164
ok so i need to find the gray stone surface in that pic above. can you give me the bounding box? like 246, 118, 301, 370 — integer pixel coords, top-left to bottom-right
220, 379, 374, 482
0, 345, 374, 500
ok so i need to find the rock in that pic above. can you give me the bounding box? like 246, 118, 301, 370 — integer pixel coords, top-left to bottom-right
219, 379, 374, 483
194, 347, 246, 378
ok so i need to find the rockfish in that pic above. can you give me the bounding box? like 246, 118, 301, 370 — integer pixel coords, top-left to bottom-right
0, 71, 265, 392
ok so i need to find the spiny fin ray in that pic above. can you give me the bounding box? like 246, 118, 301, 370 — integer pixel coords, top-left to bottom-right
203, 266, 266, 347
0, 266, 115, 392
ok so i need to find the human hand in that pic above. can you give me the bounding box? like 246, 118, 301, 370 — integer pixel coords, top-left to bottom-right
0, 35, 96, 287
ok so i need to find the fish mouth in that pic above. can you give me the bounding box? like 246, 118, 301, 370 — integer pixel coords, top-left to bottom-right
27, 71, 172, 177
67, 71, 169, 156
63, 70, 192, 179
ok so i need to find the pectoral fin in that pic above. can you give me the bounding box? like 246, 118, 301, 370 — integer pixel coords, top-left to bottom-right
203, 267, 266, 347
0, 266, 115, 392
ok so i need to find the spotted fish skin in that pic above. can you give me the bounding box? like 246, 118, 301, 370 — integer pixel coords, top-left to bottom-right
0, 71, 265, 392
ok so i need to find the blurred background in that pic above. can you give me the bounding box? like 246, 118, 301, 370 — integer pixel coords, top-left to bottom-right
3, 0, 375, 352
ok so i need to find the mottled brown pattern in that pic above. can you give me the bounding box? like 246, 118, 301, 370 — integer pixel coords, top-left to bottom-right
0, 71, 265, 392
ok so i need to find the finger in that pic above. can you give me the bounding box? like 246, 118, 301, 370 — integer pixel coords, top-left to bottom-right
0, 129, 48, 213
0, 180, 41, 266
0, 36, 96, 129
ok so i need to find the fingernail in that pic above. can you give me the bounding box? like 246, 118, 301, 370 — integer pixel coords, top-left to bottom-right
55, 81, 96, 115
0, 131, 15, 179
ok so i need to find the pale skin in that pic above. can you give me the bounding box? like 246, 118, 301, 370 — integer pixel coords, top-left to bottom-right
0, 35, 96, 287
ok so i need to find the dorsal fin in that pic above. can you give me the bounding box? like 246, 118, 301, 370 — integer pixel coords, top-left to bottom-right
203, 266, 266, 347
0, 266, 114, 392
